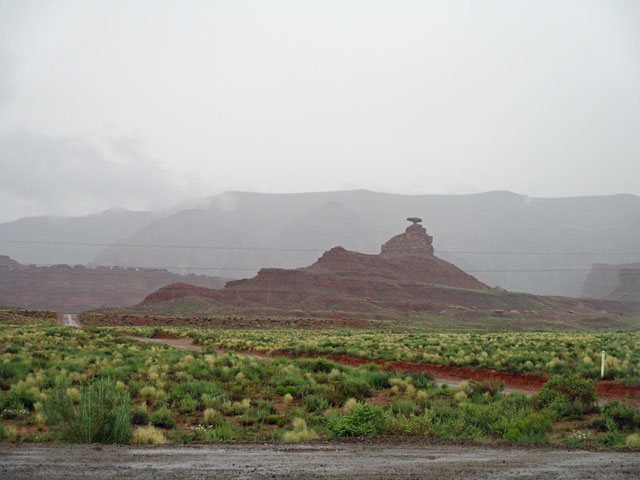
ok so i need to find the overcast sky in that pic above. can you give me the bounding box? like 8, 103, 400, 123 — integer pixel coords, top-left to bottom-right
1, 0, 639, 222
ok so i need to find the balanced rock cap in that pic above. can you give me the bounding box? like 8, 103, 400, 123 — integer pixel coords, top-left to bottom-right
381, 217, 434, 258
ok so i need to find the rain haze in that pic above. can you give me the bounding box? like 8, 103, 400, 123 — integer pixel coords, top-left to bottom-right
1, 0, 640, 222
4, 3, 640, 466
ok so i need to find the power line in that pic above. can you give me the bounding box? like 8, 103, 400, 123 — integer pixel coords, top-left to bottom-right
23, 263, 629, 274
1, 239, 639, 256
0, 239, 326, 252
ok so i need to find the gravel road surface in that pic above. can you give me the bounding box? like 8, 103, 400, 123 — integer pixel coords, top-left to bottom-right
1, 438, 638, 479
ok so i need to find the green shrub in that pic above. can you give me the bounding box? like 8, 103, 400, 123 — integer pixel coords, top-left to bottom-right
0, 361, 30, 388
149, 407, 176, 428
427, 403, 486, 440
204, 422, 236, 441
602, 400, 640, 432
329, 377, 372, 406
598, 429, 624, 447
407, 372, 434, 389
130, 406, 149, 426
1, 384, 38, 412
589, 415, 614, 432
255, 399, 276, 417
0, 422, 18, 442
296, 358, 335, 373
230, 385, 244, 400
467, 380, 504, 397
187, 361, 210, 379
430, 409, 474, 439
535, 375, 597, 420
391, 399, 417, 416
362, 370, 390, 389
171, 381, 226, 404
236, 414, 257, 426
43, 379, 131, 444
327, 402, 387, 437
203, 408, 224, 427
503, 412, 550, 443
304, 394, 328, 413
264, 414, 286, 427
463, 402, 513, 438
388, 413, 431, 435
178, 395, 199, 414
275, 386, 297, 396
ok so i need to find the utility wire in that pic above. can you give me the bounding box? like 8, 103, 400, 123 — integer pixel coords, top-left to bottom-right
0, 239, 325, 252
1, 239, 639, 256
22, 263, 631, 274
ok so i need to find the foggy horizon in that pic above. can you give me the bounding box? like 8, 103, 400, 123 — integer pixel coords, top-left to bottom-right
2, 0, 640, 223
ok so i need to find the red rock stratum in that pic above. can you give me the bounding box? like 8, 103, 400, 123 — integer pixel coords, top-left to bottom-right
142, 219, 640, 320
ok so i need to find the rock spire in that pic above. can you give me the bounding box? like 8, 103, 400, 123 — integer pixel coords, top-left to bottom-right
380, 217, 434, 258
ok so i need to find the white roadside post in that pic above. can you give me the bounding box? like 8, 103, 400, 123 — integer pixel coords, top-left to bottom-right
601, 350, 606, 379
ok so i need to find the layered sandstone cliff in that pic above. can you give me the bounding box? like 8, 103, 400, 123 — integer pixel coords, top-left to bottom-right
0, 258, 226, 312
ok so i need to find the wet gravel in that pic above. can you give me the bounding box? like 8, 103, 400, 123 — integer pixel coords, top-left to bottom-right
1, 438, 638, 479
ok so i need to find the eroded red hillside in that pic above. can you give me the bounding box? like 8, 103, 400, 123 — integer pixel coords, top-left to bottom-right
0, 258, 227, 312
141, 219, 639, 321
141, 219, 522, 316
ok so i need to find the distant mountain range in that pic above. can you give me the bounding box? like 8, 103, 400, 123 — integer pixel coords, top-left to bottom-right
2, 190, 639, 297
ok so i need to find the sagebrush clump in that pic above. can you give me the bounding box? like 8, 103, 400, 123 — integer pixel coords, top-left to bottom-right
132, 425, 167, 445
283, 418, 318, 442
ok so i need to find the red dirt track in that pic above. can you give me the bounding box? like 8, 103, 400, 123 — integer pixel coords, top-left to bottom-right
131, 335, 640, 402
270, 350, 640, 400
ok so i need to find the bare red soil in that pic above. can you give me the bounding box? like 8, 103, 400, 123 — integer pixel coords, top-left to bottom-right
272, 351, 640, 400
272, 350, 549, 390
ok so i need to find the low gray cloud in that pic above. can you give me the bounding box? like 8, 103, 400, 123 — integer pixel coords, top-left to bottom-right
0, 46, 17, 111
0, 129, 210, 222
1, 0, 639, 221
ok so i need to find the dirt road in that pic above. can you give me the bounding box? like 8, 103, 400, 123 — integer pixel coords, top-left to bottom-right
126, 335, 640, 402
57, 314, 81, 328
0, 439, 638, 479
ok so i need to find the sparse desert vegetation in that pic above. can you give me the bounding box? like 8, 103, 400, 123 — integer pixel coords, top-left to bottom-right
113, 326, 640, 384
1, 309, 639, 449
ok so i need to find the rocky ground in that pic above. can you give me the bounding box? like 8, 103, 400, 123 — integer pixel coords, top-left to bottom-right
0, 438, 638, 479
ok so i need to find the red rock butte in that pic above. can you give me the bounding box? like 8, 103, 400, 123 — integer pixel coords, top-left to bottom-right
381, 217, 434, 258
143, 219, 498, 317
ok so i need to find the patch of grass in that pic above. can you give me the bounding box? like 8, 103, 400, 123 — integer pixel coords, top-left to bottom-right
327, 402, 387, 437
43, 379, 131, 444
132, 425, 168, 445
283, 418, 318, 442
149, 407, 176, 429
626, 433, 640, 449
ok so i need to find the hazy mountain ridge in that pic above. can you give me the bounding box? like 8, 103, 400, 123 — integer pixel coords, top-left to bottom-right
2, 190, 639, 297
582, 263, 640, 302
0, 208, 163, 265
